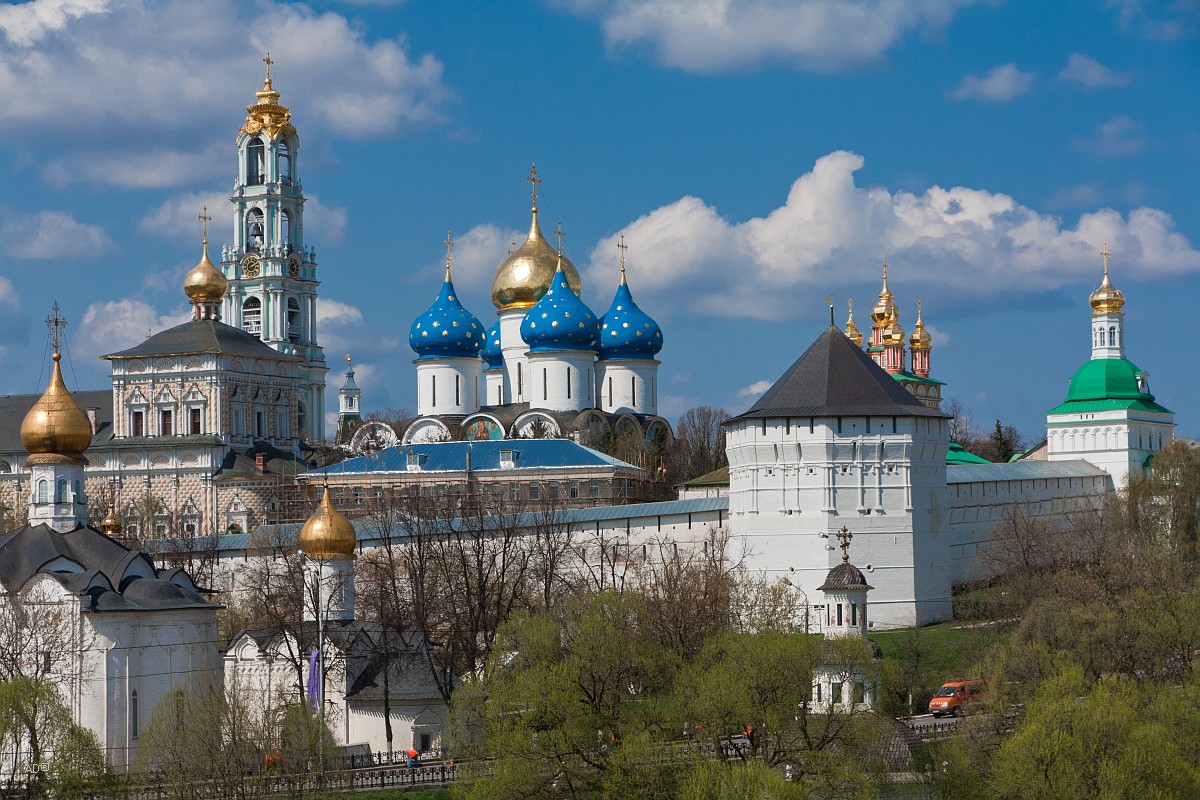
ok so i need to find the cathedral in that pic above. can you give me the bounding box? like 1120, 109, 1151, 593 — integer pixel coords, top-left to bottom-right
0, 64, 325, 541
388, 167, 673, 453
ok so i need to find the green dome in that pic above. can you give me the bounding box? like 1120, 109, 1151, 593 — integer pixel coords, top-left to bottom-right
1047, 358, 1173, 415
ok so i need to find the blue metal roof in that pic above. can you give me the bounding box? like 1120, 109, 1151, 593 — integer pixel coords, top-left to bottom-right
947, 460, 1109, 484
311, 439, 638, 476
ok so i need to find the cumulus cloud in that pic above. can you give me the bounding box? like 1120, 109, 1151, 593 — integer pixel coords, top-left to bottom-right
0, 0, 449, 188
140, 190, 348, 245
580, 150, 1200, 322
556, 0, 981, 73
1108, 0, 1200, 40
737, 379, 774, 398
1, 211, 112, 259
1058, 53, 1132, 87
948, 63, 1035, 101
0, 276, 27, 346
75, 298, 190, 363
1072, 115, 1147, 158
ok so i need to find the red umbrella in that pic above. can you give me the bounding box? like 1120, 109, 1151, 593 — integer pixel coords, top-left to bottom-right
406, 749, 419, 758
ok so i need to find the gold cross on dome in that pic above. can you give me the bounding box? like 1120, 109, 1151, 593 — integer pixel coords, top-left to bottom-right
882, 258, 888, 280
45, 301, 67, 355
198, 206, 212, 242
526, 162, 542, 208
263, 52, 273, 80
835, 526, 853, 563
554, 219, 565, 255
1101, 242, 1111, 275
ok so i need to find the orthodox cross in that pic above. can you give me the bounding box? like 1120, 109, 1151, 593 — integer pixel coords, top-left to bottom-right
198, 206, 212, 243
882, 258, 888, 280
263, 52, 273, 81
508, 238, 517, 255
917, 298, 923, 317
46, 301, 67, 355
617, 235, 628, 282
848, 298, 855, 316
443, 230, 454, 280
1101, 242, 1111, 276
835, 526, 853, 563
526, 162, 541, 208
554, 219, 565, 255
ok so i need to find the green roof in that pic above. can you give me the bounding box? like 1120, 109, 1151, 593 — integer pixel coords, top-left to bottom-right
1047, 357, 1173, 415
892, 371, 945, 386
681, 466, 729, 487
946, 442, 990, 465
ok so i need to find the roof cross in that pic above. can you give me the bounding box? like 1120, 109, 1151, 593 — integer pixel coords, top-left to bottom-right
45, 301, 67, 355
1101, 242, 1111, 277
443, 230, 454, 280
263, 52, 273, 81
198, 206, 212, 243
617, 234, 628, 283
526, 162, 542, 209
835, 526, 853, 563
554, 219, 565, 255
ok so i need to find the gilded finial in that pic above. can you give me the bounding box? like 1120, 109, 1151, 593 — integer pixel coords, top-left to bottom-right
198, 206, 212, 245
344, 353, 352, 367
526, 162, 542, 210
845, 298, 863, 346
46, 301, 66, 357
835, 526, 853, 563
263, 52, 273, 83
1089, 242, 1125, 315
1101, 243, 1111, 279
617, 235, 628, 285
882, 258, 889, 284
444, 229, 454, 281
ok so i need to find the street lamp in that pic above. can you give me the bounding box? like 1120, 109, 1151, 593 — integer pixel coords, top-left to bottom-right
781, 577, 810, 635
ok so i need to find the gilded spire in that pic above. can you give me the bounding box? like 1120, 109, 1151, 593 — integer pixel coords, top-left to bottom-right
21, 304, 93, 465
910, 299, 932, 350
1089, 243, 1126, 315
845, 299, 863, 346
617, 234, 628, 286
444, 229, 454, 282
240, 54, 295, 141
870, 258, 897, 325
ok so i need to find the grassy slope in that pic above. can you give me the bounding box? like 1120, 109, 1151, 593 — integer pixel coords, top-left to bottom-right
871, 620, 1010, 712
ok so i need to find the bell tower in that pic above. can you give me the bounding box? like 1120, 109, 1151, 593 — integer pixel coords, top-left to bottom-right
222, 54, 327, 442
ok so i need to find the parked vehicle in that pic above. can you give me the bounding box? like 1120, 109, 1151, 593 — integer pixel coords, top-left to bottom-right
928, 679, 984, 717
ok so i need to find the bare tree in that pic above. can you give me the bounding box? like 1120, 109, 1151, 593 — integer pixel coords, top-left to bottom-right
670, 406, 730, 482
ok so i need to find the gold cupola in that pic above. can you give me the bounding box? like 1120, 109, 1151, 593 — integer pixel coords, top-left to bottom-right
490, 163, 582, 311
21, 311, 93, 466
240, 53, 296, 142
845, 299, 863, 347
870, 259, 897, 325
1089, 243, 1125, 316
299, 487, 357, 559
183, 208, 228, 316
909, 300, 932, 350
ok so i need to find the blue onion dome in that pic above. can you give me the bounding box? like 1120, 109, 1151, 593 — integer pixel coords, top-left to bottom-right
598, 274, 663, 360
482, 321, 504, 369
409, 266, 484, 360
520, 261, 600, 352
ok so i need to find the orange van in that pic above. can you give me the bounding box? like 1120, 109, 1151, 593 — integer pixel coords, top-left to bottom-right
928, 679, 984, 717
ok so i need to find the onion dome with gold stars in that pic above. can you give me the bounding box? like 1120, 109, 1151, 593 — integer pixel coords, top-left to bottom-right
299, 487, 357, 559
490, 164, 582, 311
909, 301, 932, 350
597, 239, 662, 360
21, 353, 93, 466
1089, 243, 1126, 316
410, 260, 484, 360
844, 299, 863, 347
521, 259, 600, 353
482, 321, 504, 370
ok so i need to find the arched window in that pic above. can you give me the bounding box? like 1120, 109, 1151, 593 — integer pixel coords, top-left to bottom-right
55, 478, 68, 503
278, 138, 291, 185
281, 210, 292, 254
246, 138, 264, 185
1108, 326, 1117, 347
0, 460, 9, 473
242, 297, 262, 335
36, 479, 49, 504
287, 297, 300, 343
246, 209, 265, 253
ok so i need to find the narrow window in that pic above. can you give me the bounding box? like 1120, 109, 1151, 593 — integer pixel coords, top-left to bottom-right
608, 376, 613, 407
837, 417, 843, 434
543, 368, 548, 400
286, 298, 300, 343
56, 479, 68, 503
246, 208, 265, 252
866, 417, 871, 434
189, 408, 201, 435
281, 209, 292, 252
567, 367, 572, 400
130, 690, 139, 739
246, 138, 264, 185
631, 376, 636, 407
256, 411, 267, 437
785, 418, 790, 435
809, 418, 814, 434
836, 603, 843, 626
160, 409, 173, 437
455, 374, 461, 406
851, 602, 857, 626
517, 363, 524, 398
242, 297, 262, 335
36, 480, 48, 504
278, 139, 291, 185
432, 375, 437, 407
589, 368, 594, 401
762, 419, 767, 435
892, 417, 897, 434
131, 410, 144, 437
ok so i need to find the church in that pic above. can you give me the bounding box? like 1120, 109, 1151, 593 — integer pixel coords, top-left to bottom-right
0, 64, 327, 542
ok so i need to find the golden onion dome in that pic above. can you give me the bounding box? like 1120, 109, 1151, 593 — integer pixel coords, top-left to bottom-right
490, 207, 582, 311
299, 487, 357, 559
870, 261, 896, 325
909, 301, 932, 350
1089, 246, 1125, 316
183, 239, 228, 304
885, 318, 906, 344
844, 300, 863, 347
100, 505, 123, 536
21, 353, 93, 464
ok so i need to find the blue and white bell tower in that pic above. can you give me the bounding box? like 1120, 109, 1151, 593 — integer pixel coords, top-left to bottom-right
221, 55, 327, 442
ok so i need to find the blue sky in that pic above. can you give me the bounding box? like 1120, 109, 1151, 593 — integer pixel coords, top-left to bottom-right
0, 0, 1197, 442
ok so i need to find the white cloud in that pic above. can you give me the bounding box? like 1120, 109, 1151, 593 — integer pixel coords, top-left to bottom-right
948, 63, 1035, 102
0, 0, 449, 188
317, 298, 365, 328
1, 210, 112, 259
581, 150, 1200, 322
75, 298, 190, 363
1108, 0, 1199, 41
1058, 53, 1131, 87
737, 379, 774, 398
140, 190, 347, 245
1072, 115, 1147, 158
557, 0, 981, 73
0, 276, 26, 344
